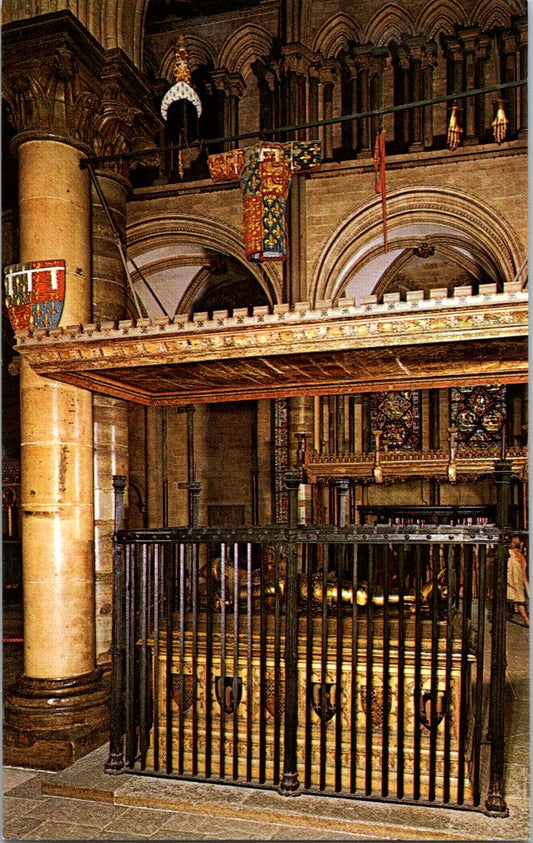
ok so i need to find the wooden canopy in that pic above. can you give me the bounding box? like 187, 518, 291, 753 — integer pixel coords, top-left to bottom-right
14, 284, 528, 405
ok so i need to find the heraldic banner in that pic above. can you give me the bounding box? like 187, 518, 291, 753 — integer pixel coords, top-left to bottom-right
4, 260, 66, 332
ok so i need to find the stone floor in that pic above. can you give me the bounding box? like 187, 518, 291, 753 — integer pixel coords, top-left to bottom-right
2, 611, 530, 841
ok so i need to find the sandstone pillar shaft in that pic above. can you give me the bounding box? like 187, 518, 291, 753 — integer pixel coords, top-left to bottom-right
4, 138, 108, 770
18, 139, 94, 678
91, 169, 130, 665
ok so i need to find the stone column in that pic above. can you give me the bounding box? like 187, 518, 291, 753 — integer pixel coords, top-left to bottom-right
502, 30, 517, 135
461, 29, 481, 144
320, 62, 337, 159
354, 48, 372, 157
404, 36, 425, 151
91, 168, 130, 667
212, 69, 233, 151
516, 18, 527, 137
288, 396, 313, 524
396, 47, 411, 147
421, 43, 437, 148
4, 137, 108, 769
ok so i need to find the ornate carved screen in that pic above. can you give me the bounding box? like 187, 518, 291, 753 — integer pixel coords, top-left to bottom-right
370, 390, 421, 451
273, 397, 289, 523
450, 385, 506, 451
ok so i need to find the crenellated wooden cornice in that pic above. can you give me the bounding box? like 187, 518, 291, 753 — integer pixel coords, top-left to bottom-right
12, 282, 528, 406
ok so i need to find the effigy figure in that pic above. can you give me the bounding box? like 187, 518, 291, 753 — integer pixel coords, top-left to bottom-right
208, 140, 322, 261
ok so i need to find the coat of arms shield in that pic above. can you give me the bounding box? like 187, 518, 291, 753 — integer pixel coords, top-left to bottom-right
4, 260, 66, 332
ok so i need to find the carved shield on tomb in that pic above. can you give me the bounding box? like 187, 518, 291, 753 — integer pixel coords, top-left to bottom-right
4, 260, 65, 332
310, 681, 337, 723
172, 673, 194, 712
265, 676, 285, 719
215, 676, 242, 714
419, 688, 448, 731
360, 684, 393, 728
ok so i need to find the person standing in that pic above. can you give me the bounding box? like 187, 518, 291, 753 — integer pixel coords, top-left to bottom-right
507, 536, 529, 627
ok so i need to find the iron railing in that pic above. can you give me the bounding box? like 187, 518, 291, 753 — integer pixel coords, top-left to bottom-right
105, 472, 517, 816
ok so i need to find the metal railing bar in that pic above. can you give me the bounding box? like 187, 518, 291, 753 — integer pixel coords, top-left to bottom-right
413, 544, 422, 800
349, 542, 359, 794
191, 542, 199, 777
428, 544, 440, 802
273, 541, 283, 786
178, 542, 187, 775
139, 543, 149, 770
457, 545, 474, 805
109, 527, 520, 810
334, 546, 344, 792
365, 543, 375, 796
219, 543, 227, 778
471, 545, 487, 806
232, 543, 240, 780
80, 79, 527, 168
125, 543, 136, 767
319, 552, 329, 790
381, 545, 391, 797
164, 544, 174, 774
258, 543, 267, 783
442, 545, 454, 803
152, 543, 161, 771
304, 551, 314, 790
396, 544, 406, 800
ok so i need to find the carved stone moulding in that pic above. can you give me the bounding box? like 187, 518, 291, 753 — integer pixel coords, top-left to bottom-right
3, 669, 110, 771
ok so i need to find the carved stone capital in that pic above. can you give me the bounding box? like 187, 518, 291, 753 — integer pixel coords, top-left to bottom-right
282, 42, 317, 76
501, 29, 517, 54
458, 26, 482, 52
251, 59, 280, 92
3, 12, 162, 177
211, 68, 232, 96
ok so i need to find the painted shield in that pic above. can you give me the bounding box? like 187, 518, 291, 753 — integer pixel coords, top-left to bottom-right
4, 260, 66, 332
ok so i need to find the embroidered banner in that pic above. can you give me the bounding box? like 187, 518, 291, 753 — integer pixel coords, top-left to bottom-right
373, 127, 387, 251
208, 141, 321, 261
4, 260, 66, 332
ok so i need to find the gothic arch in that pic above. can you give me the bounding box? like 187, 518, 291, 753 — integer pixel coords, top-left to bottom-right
310, 186, 525, 305
312, 14, 363, 58
373, 234, 497, 298
127, 213, 283, 307
160, 36, 216, 81
217, 24, 274, 75
470, 0, 520, 30
364, 4, 416, 46
416, 0, 468, 40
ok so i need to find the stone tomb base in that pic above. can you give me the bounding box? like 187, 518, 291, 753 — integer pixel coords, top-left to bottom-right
146, 616, 474, 802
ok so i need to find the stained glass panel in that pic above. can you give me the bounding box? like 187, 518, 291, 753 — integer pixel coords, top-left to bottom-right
450, 385, 506, 450
370, 390, 421, 451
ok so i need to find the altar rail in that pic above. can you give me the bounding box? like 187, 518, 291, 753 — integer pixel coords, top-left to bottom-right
105, 481, 517, 816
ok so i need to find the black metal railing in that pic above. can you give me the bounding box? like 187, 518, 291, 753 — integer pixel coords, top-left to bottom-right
105, 475, 517, 816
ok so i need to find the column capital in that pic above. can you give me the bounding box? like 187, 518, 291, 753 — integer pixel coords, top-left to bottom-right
501, 29, 517, 53
443, 37, 464, 61
2, 11, 161, 177
282, 42, 320, 76
211, 68, 232, 95
251, 58, 280, 91
514, 15, 528, 43
457, 26, 482, 51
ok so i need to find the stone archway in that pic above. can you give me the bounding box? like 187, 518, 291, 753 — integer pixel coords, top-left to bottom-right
310, 186, 526, 305
126, 213, 282, 320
